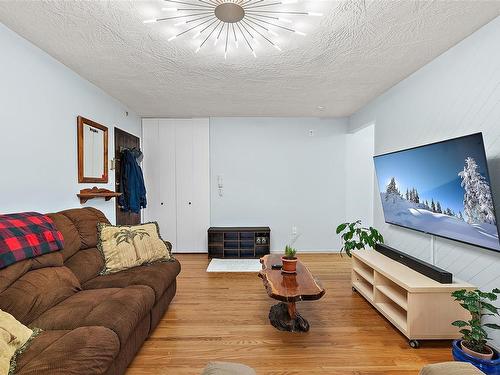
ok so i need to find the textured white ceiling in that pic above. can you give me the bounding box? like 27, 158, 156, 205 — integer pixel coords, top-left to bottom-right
0, 1, 499, 117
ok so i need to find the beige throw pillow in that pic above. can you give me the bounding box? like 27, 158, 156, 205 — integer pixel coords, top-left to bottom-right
0, 309, 40, 375
98, 222, 171, 274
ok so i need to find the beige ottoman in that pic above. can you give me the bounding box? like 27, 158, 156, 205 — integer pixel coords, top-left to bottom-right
419, 362, 484, 375
201, 362, 256, 375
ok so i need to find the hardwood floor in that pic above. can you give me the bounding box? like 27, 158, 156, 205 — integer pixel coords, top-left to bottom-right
126, 253, 453, 375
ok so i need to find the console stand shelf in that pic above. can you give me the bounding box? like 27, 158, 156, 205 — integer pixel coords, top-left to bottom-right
208, 227, 270, 259
351, 250, 474, 348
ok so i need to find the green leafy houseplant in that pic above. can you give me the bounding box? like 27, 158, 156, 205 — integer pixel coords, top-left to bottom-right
451, 288, 500, 356
284, 245, 297, 259
336, 220, 384, 257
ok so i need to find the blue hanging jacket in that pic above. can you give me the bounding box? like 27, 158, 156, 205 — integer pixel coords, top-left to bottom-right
118, 149, 147, 213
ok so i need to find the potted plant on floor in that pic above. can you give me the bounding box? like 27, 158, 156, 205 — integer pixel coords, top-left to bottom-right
451, 288, 500, 374
281, 245, 297, 273
335, 220, 384, 257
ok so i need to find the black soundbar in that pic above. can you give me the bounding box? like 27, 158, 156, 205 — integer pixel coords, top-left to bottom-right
375, 243, 453, 284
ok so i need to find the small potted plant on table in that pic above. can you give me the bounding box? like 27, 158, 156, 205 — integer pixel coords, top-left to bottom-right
451, 288, 500, 374
282, 245, 297, 273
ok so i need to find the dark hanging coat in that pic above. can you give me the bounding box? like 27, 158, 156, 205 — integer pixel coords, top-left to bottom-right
118, 149, 147, 213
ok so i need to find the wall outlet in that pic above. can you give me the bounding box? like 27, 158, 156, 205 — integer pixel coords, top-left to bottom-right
292, 225, 297, 235
309, 129, 314, 137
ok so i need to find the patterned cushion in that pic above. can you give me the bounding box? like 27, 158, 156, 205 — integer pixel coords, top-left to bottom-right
0, 309, 40, 375
97, 222, 171, 274
0, 212, 64, 270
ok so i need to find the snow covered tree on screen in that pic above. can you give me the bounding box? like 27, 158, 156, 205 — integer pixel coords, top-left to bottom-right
386, 177, 399, 195
406, 187, 421, 204
459, 157, 496, 225
385, 177, 403, 203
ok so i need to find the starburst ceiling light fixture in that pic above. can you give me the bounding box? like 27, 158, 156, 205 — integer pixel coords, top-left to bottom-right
144, 0, 322, 58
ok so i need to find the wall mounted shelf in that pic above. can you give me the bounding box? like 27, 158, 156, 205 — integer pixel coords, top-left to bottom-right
77, 187, 121, 204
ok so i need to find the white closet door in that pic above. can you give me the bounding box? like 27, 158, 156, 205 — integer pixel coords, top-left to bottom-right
142, 119, 177, 248
158, 121, 178, 248
175, 118, 210, 252
190, 120, 210, 251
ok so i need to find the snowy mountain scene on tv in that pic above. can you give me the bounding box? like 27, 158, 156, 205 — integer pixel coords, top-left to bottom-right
374, 133, 500, 251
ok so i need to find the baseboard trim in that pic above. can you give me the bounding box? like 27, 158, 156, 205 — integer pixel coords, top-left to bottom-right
172, 250, 208, 254
270, 249, 341, 254
171, 250, 340, 254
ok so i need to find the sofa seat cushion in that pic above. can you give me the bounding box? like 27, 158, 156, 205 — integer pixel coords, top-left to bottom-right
83, 259, 181, 301
30, 286, 155, 344
15, 326, 119, 375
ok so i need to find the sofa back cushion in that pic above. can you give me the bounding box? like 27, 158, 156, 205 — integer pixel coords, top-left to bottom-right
0, 253, 63, 295
46, 213, 81, 261
64, 247, 105, 284
58, 208, 109, 250
47, 208, 109, 283
47, 207, 110, 261
0, 266, 81, 325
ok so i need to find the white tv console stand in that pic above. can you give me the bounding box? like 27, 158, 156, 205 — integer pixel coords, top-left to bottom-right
351, 250, 474, 348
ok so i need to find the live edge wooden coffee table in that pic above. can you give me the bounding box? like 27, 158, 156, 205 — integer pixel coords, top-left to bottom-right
259, 254, 325, 332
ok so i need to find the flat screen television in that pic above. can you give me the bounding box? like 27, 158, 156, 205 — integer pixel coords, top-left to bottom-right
373, 133, 500, 252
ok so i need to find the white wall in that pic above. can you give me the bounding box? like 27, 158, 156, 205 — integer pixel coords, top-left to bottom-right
210, 117, 348, 251
0, 23, 140, 222
350, 16, 500, 345
345, 123, 375, 226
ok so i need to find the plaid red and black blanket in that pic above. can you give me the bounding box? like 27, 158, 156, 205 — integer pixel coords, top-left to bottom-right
0, 212, 64, 269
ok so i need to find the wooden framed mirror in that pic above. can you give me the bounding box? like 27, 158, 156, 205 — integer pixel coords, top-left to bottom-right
77, 116, 108, 183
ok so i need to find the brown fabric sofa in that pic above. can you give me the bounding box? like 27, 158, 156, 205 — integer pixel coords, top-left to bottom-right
0, 207, 181, 375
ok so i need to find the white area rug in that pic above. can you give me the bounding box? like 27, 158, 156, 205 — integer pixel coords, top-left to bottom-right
206, 259, 262, 273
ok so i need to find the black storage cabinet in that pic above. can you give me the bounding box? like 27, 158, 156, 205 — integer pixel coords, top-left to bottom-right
208, 227, 271, 258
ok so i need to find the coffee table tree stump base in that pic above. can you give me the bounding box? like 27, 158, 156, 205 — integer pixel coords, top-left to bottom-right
269, 302, 310, 332
259, 255, 325, 332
